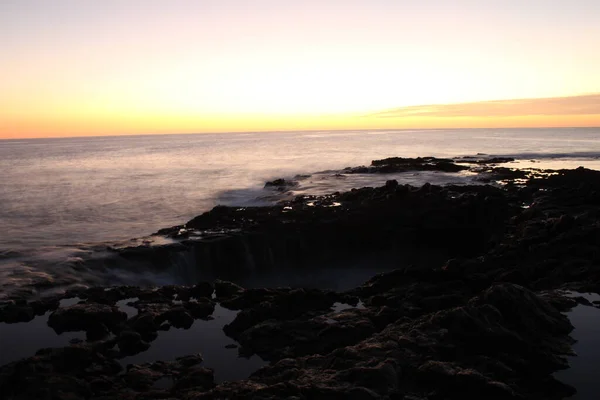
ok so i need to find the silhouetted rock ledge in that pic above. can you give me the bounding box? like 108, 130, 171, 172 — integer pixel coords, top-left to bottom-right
344, 156, 470, 173
2, 164, 600, 399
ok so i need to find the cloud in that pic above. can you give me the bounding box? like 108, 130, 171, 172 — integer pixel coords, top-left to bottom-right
370, 94, 600, 119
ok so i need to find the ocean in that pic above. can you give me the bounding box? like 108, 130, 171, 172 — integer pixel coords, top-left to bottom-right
1, 127, 600, 298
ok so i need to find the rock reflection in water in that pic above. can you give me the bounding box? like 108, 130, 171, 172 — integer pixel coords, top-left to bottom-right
0, 313, 86, 366
119, 304, 267, 383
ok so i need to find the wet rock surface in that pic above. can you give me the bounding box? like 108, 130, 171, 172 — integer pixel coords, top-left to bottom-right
264, 178, 300, 192
2, 163, 600, 398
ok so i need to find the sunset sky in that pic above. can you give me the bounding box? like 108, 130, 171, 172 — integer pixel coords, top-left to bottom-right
2, 0, 600, 139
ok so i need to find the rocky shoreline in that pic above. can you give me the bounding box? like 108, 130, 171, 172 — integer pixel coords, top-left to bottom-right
2, 156, 600, 399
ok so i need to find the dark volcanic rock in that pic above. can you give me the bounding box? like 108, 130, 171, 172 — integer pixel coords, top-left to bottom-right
264, 178, 299, 191
223, 288, 338, 339
3, 164, 600, 400
185, 299, 215, 319
476, 166, 530, 183
86, 322, 110, 341
235, 307, 378, 361
159, 307, 194, 329
214, 280, 244, 299
118, 330, 151, 355
454, 156, 516, 164
199, 284, 575, 400
131, 313, 158, 334
190, 282, 214, 299
172, 366, 215, 392
344, 156, 470, 174
0, 345, 121, 400
28, 297, 60, 316
48, 303, 127, 333
0, 304, 35, 323
219, 287, 288, 310
146, 180, 516, 283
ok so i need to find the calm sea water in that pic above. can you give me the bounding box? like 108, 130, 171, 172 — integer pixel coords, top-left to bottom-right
1, 128, 600, 297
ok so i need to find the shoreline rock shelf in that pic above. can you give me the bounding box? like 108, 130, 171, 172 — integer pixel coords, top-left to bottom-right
2, 161, 600, 399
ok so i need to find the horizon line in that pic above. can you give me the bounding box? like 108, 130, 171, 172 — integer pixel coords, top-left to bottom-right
2, 125, 599, 142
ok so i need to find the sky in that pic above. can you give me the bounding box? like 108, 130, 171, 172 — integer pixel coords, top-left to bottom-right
1, 0, 600, 139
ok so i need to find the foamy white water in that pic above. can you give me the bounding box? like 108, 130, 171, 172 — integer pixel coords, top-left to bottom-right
1, 128, 600, 297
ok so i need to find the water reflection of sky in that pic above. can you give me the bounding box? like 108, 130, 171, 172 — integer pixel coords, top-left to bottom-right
514, 158, 600, 171
119, 304, 267, 383
0, 302, 267, 383
555, 292, 600, 400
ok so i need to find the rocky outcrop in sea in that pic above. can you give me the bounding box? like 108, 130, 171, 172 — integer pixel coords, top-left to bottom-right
1, 158, 599, 399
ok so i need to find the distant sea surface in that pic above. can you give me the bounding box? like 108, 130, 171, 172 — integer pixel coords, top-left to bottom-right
1, 128, 600, 297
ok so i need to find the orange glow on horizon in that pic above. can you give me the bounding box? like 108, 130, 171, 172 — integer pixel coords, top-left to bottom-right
2, 1, 600, 139
2, 101, 600, 140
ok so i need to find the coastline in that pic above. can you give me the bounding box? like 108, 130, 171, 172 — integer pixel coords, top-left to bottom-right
2, 155, 600, 399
